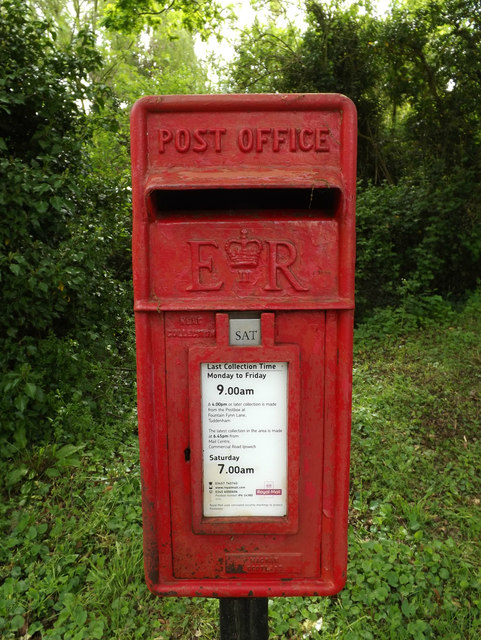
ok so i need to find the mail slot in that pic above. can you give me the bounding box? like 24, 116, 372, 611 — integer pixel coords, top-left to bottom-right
130, 94, 357, 597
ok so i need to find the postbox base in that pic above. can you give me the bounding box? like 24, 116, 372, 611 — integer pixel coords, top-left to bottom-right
147, 577, 346, 599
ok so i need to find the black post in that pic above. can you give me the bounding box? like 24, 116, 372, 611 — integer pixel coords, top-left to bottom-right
219, 598, 269, 640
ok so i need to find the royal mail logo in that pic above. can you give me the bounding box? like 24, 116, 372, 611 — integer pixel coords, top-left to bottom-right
256, 481, 282, 496
187, 229, 309, 293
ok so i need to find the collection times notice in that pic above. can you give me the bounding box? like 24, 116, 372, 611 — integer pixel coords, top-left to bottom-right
201, 362, 288, 518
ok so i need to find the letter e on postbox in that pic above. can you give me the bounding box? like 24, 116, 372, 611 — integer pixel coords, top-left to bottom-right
130, 94, 357, 597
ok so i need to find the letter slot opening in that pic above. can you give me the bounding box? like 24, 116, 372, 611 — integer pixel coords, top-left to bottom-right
149, 187, 341, 220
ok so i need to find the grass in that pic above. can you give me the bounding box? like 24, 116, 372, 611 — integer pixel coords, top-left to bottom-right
1, 292, 480, 638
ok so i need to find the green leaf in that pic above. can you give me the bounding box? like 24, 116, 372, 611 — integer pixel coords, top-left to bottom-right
45, 467, 61, 478
6, 465, 28, 487
88, 619, 105, 639
386, 571, 399, 587
72, 606, 88, 626
55, 444, 84, 460
10, 615, 25, 631
14, 395, 28, 413
26, 525, 38, 540
35, 201, 48, 214
14, 426, 27, 449
50, 195, 65, 211
373, 585, 389, 601
401, 599, 416, 618
27, 621, 43, 635
25, 382, 37, 399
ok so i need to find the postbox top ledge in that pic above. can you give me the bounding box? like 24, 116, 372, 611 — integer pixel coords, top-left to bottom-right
143, 165, 346, 193
130, 92, 356, 116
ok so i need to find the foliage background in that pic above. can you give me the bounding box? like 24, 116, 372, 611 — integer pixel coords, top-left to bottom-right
1, 0, 480, 638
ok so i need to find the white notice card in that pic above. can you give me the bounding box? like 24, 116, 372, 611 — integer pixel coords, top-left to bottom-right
201, 362, 288, 517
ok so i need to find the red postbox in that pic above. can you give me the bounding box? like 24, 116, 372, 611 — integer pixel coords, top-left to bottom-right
130, 94, 357, 598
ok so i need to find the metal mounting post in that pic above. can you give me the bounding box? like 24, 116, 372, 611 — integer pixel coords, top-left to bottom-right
219, 598, 269, 640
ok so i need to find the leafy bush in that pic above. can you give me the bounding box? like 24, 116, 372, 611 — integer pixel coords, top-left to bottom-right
0, 0, 135, 452
356, 175, 481, 321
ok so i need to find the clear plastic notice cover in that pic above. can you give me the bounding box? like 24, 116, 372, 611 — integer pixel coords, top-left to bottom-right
201, 362, 288, 518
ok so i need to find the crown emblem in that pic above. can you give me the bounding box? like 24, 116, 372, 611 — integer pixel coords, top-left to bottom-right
225, 229, 262, 270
